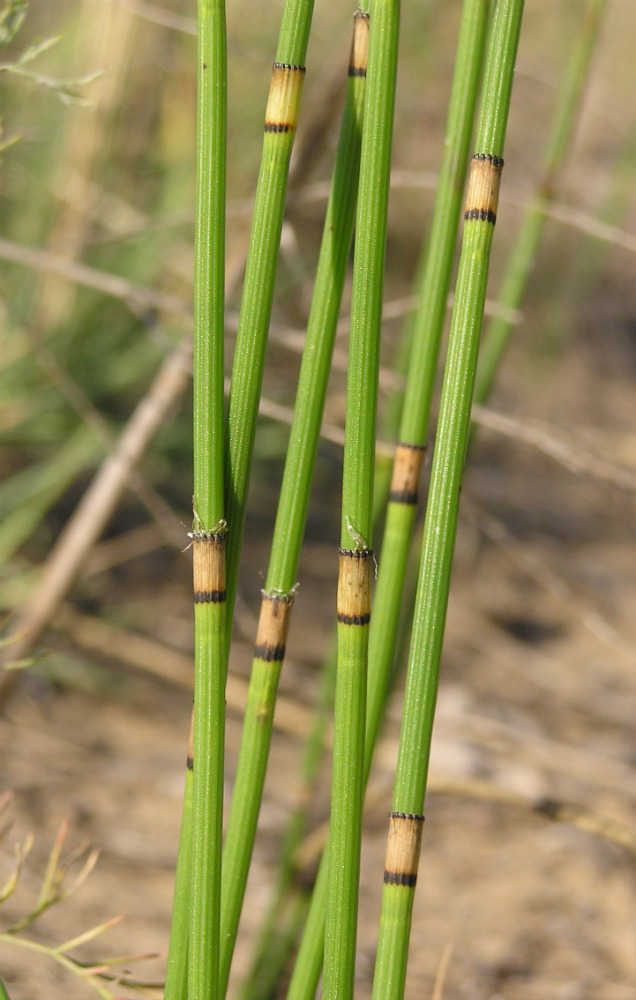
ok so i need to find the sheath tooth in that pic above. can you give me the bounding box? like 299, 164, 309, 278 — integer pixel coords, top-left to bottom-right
254, 591, 295, 663
464, 153, 504, 225
337, 549, 373, 626
348, 10, 370, 78
264, 63, 306, 133
389, 442, 427, 505
383, 812, 425, 887
192, 531, 227, 604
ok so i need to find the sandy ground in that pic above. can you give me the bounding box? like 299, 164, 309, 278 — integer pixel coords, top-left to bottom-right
1, 317, 634, 999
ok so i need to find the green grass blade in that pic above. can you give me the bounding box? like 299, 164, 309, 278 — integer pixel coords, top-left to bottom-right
0, 427, 99, 568
371, 4, 525, 999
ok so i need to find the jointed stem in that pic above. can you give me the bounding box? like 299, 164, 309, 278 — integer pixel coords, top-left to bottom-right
218, 0, 316, 991
223, 0, 314, 632
287, 3, 489, 995
324, 1, 400, 998
168, 0, 228, 997
372, 4, 524, 999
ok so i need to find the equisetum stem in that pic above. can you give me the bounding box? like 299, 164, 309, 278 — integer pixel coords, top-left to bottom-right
474, 0, 608, 406
217, 0, 315, 991
325, 547, 373, 1000
189, 528, 227, 1000
223, 0, 314, 633
192, 0, 226, 526
324, 0, 399, 997
371, 3, 524, 1000
286, 3, 489, 996
266, 8, 369, 591
168, 0, 227, 995
219, 13, 368, 994
238, 638, 337, 1000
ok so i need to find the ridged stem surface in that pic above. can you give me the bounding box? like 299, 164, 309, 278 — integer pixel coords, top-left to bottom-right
219, 14, 369, 996
371, 4, 524, 1000
167, 0, 227, 997
285, 4, 489, 996
324, 1, 400, 998
218, 0, 315, 992
223, 0, 315, 631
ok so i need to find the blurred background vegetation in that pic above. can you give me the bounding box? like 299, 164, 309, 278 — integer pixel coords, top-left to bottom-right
0, 0, 634, 616
0, 1, 634, 998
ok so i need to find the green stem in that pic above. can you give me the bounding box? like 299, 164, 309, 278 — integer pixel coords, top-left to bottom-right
217, 0, 316, 992
223, 0, 314, 632
266, 11, 368, 593
323, 2, 400, 999
474, 0, 607, 406
286, 3, 489, 996
219, 13, 368, 992
180, 0, 228, 997
164, 752, 193, 1000
240, 634, 338, 1000
366, 0, 490, 789
190, 530, 227, 1000
371, 4, 524, 1000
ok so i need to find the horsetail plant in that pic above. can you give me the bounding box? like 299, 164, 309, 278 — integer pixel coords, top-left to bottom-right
218, 0, 314, 987
165, 0, 228, 997
4, 1, 630, 997
222, 0, 314, 631
372, 0, 489, 506
237, 641, 338, 1000
365, 0, 490, 800
217, 11, 369, 996
323, 0, 399, 998
474, 0, 607, 406
286, 1, 489, 994
371, 2, 524, 998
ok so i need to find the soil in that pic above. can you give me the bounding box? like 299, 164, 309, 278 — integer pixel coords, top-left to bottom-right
1, 316, 634, 999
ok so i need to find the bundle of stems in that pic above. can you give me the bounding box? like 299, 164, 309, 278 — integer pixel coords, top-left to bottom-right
286, 1, 490, 995
219, 10, 368, 996
0, 1, 629, 992
168, 0, 527, 998
372, 0, 524, 994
